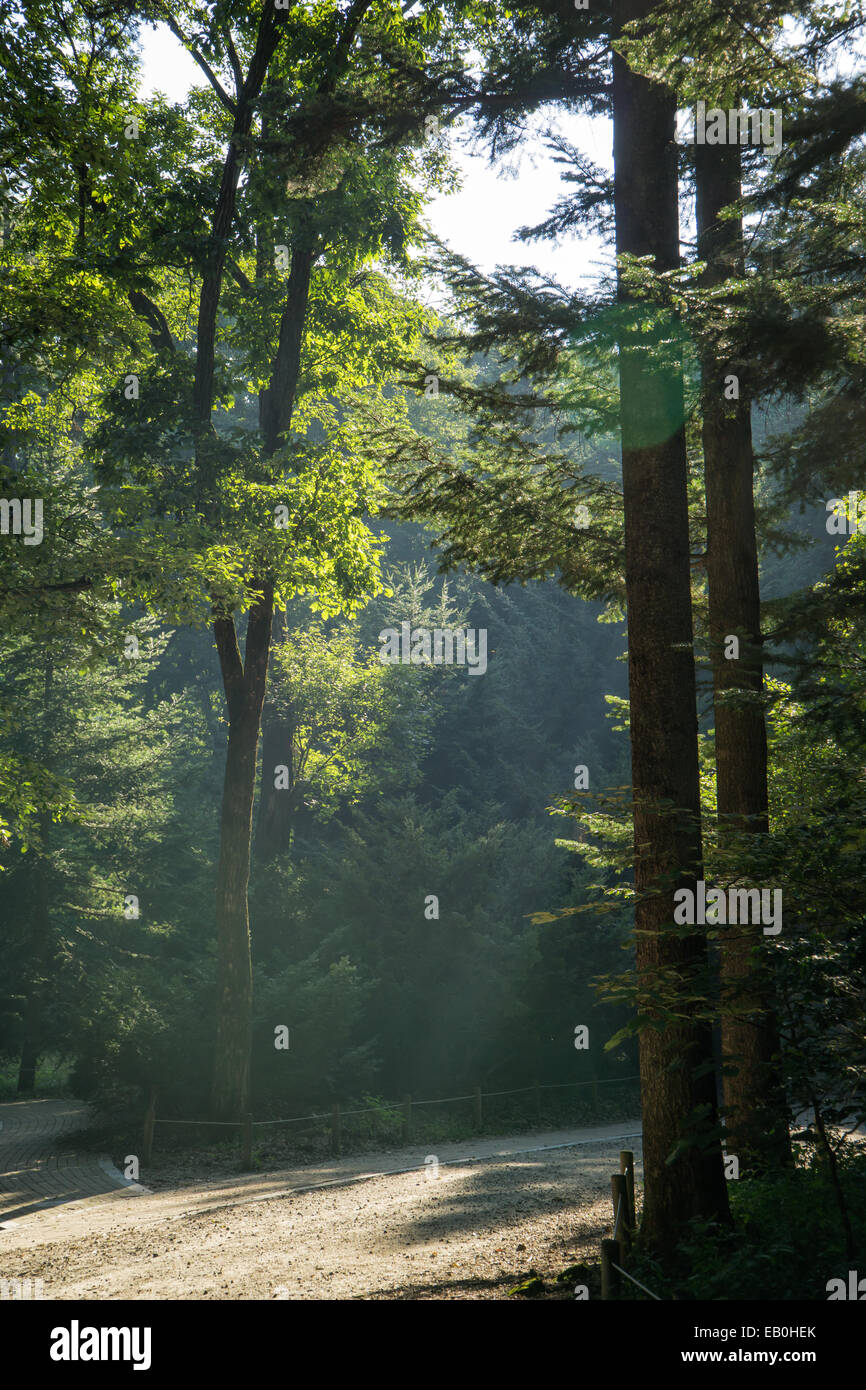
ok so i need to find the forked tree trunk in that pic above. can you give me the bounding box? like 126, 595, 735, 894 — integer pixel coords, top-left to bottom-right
612, 0, 731, 1252
209, 244, 314, 1120
695, 138, 790, 1171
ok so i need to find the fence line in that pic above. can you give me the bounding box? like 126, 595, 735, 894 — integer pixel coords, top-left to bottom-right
142, 1073, 640, 1165
155, 1118, 244, 1127
599, 1148, 663, 1301
254, 1113, 327, 1127
611, 1263, 661, 1301
410, 1093, 475, 1107
149, 1074, 639, 1131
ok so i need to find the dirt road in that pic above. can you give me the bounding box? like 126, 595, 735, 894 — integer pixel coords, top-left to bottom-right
0, 1105, 643, 1300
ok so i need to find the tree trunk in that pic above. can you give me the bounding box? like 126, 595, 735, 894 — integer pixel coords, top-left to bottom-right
695, 138, 790, 1170
210, 707, 257, 1120
612, 0, 731, 1252
211, 589, 274, 1121
209, 236, 314, 1117
251, 245, 315, 871
18, 681, 53, 1095
18, 832, 51, 1093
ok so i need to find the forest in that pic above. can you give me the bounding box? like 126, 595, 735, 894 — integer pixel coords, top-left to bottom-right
1, 0, 866, 1330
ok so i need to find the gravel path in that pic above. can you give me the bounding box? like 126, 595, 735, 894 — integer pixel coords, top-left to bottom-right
0, 1116, 643, 1300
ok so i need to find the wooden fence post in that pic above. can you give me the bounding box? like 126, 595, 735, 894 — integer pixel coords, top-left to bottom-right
620, 1149, 636, 1230
402, 1094, 412, 1144
611, 1173, 631, 1253
601, 1239, 620, 1299
331, 1103, 342, 1155
142, 1085, 158, 1167
241, 1111, 253, 1170
473, 1085, 482, 1133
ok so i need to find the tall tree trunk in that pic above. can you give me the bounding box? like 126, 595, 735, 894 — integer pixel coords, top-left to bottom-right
210, 243, 314, 1119
15, 865, 45, 1091
250, 244, 315, 869
695, 139, 791, 1170
612, 0, 730, 1252
211, 590, 273, 1120
18, 662, 54, 1095
17, 819, 51, 1093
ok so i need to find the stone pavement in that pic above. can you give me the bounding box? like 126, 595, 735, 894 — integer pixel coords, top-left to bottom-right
0, 1097, 146, 1229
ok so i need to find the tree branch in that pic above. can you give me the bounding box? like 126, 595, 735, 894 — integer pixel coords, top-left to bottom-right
213, 615, 246, 724
260, 245, 315, 453
243, 581, 275, 713
160, 12, 238, 116
0, 577, 93, 597
225, 29, 243, 99
226, 258, 254, 295
240, 0, 281, 104
324, 0, 375, 93
128, 289, 174, 353
193, 1, 281, 436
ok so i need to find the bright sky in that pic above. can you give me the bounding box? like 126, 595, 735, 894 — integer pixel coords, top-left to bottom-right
135, 21, 612, 292
135, 13, 861, 294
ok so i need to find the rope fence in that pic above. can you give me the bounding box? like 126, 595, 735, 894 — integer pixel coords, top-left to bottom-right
140, 1073, 640, 1166
611, 1262, 661, 1301
598, 1149, 662, 1301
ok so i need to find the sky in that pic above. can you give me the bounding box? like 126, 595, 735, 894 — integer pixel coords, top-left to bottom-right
135, 17, 853, 300
135, 21, 612, 292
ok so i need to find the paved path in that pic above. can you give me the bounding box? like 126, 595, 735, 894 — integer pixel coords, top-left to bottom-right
0, 1098, 145, 1228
